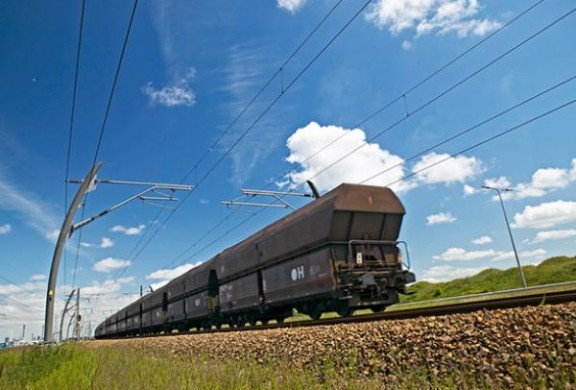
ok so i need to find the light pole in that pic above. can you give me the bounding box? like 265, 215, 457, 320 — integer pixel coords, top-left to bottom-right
482, 185, 527, 288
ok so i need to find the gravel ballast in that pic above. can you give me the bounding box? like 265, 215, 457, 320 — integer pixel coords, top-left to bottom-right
90, 302, 576, 386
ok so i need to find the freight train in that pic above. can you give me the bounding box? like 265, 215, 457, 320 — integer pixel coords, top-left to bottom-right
95, 183, 415, 338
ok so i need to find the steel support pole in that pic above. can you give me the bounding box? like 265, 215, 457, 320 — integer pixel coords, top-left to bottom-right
44, 163, 102, 342
59, 289, 77, 342
75, 288, 80, 339
483, 186, 527, 288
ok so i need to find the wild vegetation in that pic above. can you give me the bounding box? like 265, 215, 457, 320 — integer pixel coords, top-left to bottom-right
1, 256, 575, 389
402, 256, 576, 303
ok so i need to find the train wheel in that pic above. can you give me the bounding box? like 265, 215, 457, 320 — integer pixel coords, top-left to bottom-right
275, 317, 285, 324
261, 319, 269, 326
371, 305, 385, 313
310, 308, 322, 321
337, 306, 354, 318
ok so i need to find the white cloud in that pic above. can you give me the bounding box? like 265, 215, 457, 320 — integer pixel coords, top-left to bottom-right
472, 235, 492, 245
146, 263, 200, 281
426, 212, 457, 225
484, 176, 511, 189
45, 229, 60, 241
486, 159, 576, 201
0, 282, 45, 295
0, 175, 58, 240
145, 262, 202, 292
401, 40, 413, 50
29, 274, 46, 281
100, 237, 114, 248
463, 184, 477, 196
512, 201, 576, 229
421, 265, 489, 283
81, 277, 135, 295
412, 152, 484, 185
110, 224, 145, 236
284, 122, 413, 193
143, 67, 196, 107
93, 257, 131, 273
277, 0, 308, 13
366, 0, 501, 39
434, 246, 547, 262
149, 280, 170, 291
80, 237, 114, 249
0, 223, 11, 235
0, 275, 137, 340
491, 249, 547, 262
433, 247, 497, 261
531, 168, 570, 189
220, 44, 281, 185
529, 229, 576, 244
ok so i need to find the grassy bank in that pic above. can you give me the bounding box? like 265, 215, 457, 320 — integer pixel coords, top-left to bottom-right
0, 344, 374, 390
1, 342, 574, 389
402, 256, 576, 303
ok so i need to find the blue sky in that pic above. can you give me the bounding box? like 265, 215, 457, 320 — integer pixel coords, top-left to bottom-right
0, 0, 575, 340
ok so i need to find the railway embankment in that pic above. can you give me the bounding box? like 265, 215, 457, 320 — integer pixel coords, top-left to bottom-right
90, 301, 576, 387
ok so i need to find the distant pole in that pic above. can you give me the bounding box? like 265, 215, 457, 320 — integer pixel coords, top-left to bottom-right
44, 163, 102, 342
482, 186, 527, 288
59, 289, 77, 342
75, 288, 81, 340
22, 324, 25, 340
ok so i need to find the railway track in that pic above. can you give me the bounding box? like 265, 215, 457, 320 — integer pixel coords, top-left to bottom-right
114, 284, 576, 339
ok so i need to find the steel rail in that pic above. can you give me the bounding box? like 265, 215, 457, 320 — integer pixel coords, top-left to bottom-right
99, 287, 576, 340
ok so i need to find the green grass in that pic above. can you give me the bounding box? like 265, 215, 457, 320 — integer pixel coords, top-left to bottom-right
0, 344, 376, 390
401, 255, 576, 303
0, 343, 573, 389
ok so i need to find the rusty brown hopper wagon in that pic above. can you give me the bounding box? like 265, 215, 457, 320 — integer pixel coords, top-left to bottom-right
95, 183, 415, 338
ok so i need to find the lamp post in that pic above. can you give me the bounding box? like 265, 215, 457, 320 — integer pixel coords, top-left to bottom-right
482, 185, 527, 288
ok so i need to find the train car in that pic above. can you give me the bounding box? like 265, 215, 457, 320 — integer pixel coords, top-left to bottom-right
95, 183, 415, 338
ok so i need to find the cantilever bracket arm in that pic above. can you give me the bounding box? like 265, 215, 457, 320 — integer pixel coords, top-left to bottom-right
70, 184, 191, 235
222, 183, 321, 211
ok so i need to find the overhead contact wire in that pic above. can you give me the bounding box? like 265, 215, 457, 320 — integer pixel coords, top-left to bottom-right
135, 0, 552, 274
64, 0, 87, 291
118, 0, 372, 279
295, 5, 576, 191
123, 0, 347, 271
277, 0, 546, 181
384, 98, 576, 187
90, 0, 139, 166
180, 0, 345, 183
360, 74, 576, 184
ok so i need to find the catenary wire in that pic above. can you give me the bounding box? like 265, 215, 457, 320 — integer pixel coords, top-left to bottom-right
359, 74, 576, 185
90, 0, 139, 167
63, 0, 87, 292
121, 0, 349, 268
286, 0, 547, 173
152, 0, 547, 270
72, 0, 139, 286
175, 75, 575, 266
180, 0, 346, 183
383, 98, 576, 188
113, 0, 373, 280
117, 3, 571, 286
0, 275, 39, 296
291, 5, 576, 192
